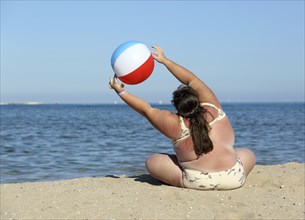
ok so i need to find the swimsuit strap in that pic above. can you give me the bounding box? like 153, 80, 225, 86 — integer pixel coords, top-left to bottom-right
200, 102, 220, 111
172, 116, 191, 144
173, 103, 226, 144
200, 102, 226, 125
179, 116, 188, 130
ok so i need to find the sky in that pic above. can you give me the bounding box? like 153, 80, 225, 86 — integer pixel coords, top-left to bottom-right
1, 0, 304, 104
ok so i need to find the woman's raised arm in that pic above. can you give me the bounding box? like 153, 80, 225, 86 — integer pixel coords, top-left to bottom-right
108, 76, 178, 139
151, 46, 221, 107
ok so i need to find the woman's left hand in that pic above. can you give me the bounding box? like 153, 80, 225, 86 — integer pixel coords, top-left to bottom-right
108, 75, 125, 93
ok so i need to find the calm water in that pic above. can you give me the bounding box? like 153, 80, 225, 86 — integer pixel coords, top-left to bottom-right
1, 103, 304, 183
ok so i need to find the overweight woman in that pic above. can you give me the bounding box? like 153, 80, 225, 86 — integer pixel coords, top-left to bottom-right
108, 46, 256, 190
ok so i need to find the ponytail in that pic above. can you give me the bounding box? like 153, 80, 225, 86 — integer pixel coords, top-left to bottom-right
189, 108, 213, 156
172, 85, 214, 156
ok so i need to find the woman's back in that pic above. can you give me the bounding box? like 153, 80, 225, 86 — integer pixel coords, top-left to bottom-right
173, 104, 237, 172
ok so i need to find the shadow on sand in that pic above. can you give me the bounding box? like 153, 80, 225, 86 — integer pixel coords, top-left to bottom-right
131, 174, 163, 186
105, 174, 163, 186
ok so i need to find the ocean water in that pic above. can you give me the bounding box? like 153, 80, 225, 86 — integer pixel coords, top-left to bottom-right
0, 103, 304, 183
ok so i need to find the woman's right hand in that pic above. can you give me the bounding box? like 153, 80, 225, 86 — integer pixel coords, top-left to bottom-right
151, 46, 168, 64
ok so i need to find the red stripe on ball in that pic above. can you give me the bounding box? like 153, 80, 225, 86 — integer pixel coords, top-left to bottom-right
119, 54, 154, 85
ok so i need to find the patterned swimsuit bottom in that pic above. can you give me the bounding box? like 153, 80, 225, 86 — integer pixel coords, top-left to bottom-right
182, 158, 246, 190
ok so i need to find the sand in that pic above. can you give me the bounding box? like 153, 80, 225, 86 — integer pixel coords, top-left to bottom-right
1, 162, 304, 220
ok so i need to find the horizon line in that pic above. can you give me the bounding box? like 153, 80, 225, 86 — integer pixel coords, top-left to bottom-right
1, 101, 304, 106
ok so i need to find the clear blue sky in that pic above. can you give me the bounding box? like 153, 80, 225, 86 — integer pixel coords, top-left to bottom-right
1, 1, 304, 103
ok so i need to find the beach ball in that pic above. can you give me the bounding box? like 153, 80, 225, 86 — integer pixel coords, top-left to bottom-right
111, 41, 154, 85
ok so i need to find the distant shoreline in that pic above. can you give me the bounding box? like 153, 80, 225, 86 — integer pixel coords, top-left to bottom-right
0, 102, 44, 105
0, 102, 57, 105
1, 101, 304, 105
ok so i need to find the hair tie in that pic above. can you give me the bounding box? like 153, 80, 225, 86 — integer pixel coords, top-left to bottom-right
185, 107, 200, 118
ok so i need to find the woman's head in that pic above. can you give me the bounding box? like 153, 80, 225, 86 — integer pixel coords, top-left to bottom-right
171, 85, 200, 118
172, 85, 213, 156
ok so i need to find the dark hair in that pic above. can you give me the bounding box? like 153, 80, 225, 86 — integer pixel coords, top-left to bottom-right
171, 85, 213, 156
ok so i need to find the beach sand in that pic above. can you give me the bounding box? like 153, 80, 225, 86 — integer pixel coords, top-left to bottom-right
1, 162, 304, 219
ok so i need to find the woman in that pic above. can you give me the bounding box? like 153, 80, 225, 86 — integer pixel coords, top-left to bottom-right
108, 46, 256, 190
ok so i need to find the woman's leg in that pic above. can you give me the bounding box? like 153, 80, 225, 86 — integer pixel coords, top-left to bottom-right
235, 148, 256, 176
145, 153, 184, 187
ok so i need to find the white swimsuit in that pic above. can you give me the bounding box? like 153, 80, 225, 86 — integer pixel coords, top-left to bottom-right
172, 102, 226, 144
182, 158, 246, 190
172, 103, 246, 190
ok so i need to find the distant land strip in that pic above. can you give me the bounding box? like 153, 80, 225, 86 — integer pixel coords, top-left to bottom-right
0, 102, 45, 105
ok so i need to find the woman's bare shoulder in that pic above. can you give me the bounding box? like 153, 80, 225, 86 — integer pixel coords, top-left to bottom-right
146, 108, 180, 139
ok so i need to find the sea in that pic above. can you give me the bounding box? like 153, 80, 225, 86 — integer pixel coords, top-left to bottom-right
0, 103, 304, 184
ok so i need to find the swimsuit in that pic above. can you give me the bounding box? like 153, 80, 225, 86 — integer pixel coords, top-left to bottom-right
172, 102, 226, 144
182, 158, 246, 190
200, 102, 226, 126
172, 103, 246, 190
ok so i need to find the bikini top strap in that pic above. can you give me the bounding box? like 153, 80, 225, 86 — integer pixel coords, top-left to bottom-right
179, 116, 188, 131
200, 102, 219, 111
200, 102, 226, 125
